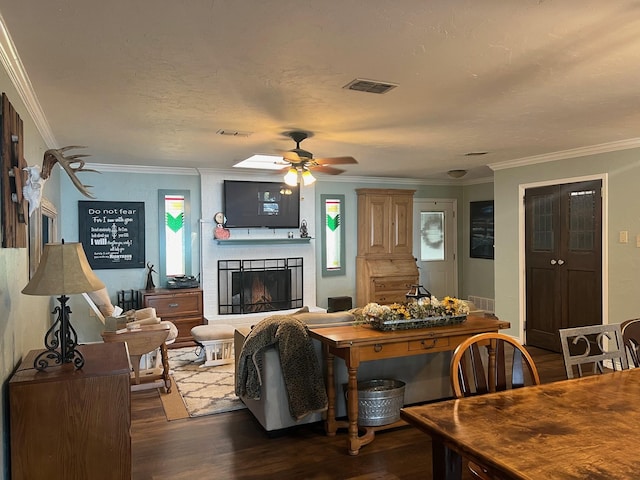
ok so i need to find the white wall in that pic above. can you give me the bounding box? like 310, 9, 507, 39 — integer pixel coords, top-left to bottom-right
199, 169, 317, 322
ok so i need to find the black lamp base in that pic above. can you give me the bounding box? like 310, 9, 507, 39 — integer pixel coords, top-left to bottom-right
33, 294, 84, 371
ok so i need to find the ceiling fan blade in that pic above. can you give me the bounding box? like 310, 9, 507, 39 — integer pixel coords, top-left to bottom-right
312, 165, 345, 175
314, 156, 358, 165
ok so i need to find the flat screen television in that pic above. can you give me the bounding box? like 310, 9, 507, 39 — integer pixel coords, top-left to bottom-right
223, 180, 300, 228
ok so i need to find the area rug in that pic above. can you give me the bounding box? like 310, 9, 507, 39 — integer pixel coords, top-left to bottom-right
164, 347, 246, 418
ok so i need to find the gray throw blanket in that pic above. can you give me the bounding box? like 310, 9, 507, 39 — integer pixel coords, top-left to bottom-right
235, 315, 328, 420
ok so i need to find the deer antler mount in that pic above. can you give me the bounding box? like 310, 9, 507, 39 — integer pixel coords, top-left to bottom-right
41, 146, 100, 199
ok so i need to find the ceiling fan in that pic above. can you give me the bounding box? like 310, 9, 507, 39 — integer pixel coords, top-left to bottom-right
279, 131, 358, 186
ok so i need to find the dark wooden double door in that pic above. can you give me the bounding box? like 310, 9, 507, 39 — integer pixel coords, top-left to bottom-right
525, 180, 602, 352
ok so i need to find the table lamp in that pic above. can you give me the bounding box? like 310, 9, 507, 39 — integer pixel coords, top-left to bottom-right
22, 240, 105, 370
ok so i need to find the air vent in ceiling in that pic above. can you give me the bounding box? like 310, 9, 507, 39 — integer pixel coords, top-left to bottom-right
464, 151, 488, 156
343, 78, 398, 94
216, 129, 252, 137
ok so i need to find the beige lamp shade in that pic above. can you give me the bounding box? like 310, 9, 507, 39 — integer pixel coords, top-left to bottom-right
22, 242, 105, 296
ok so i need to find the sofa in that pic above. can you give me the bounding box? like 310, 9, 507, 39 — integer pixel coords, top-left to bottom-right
234, 308, 454, 432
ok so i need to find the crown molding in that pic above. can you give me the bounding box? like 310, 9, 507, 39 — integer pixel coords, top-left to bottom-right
197, 167, 492, 186
0, 13, 57, 147
489, 138, 640, 171
87, 162, 199, 175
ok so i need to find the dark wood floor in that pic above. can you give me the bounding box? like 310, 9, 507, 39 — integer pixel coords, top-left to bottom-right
131, 347, 567, 480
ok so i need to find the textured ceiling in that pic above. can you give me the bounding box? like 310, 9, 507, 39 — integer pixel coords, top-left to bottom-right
1, 1, 640, 181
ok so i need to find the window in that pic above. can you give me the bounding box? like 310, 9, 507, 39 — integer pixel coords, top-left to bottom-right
321, 194, 345, 276
159, 190, 191, 284
420, 211, 445, 261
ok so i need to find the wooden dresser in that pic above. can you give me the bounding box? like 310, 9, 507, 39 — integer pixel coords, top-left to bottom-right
9, 342, 131, 480
356, 188, 419, 306
140, 287, 204, 347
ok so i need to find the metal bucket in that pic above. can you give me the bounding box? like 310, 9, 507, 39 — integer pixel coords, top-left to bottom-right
345, 379, 406, 427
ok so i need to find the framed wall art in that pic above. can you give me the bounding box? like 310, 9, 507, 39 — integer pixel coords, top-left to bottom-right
470, 200, 494, 259
78, 201, 145, 269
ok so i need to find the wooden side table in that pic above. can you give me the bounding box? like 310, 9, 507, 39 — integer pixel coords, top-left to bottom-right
9, 342, 131, 479
101, 323, 172, 392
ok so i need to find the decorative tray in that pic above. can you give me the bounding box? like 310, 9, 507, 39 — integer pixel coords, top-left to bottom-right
368, 314, 467, 331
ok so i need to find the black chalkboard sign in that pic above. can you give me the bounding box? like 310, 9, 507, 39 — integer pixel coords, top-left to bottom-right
78, 201, 145, 269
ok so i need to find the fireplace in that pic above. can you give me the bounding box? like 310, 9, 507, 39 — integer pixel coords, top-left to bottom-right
218, 258, 303, 314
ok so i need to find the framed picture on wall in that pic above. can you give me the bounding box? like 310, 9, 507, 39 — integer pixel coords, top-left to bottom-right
470, 200, 494, 259
78, 201, 145, 269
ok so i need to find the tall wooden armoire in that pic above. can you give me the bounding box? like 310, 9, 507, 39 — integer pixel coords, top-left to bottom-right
355, 188, 419, 306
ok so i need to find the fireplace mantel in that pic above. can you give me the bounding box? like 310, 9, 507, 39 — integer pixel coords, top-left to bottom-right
215, 238, 313, 246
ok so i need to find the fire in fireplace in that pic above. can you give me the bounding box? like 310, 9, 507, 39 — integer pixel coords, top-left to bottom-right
218, 258, 303, 314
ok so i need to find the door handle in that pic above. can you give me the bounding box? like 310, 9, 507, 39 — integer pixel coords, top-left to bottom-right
420, 339, 438, 349
550, 259, 557, 265
557, 259, 565, 265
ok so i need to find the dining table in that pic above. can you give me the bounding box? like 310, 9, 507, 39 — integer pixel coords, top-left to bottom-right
401, 367, 640, 479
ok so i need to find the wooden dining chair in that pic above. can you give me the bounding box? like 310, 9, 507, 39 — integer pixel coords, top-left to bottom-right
559, 324, 629, 379
450, 332, 541, 398
620, 318, 640, 367
450, 333, 541, 479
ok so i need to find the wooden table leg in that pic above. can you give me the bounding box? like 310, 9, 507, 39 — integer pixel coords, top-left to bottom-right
346, 365, 361, 455
324, 346, 337, 436
432, 438, 462, 480
321, 345, 374, 455
345, 363, 376, 456
160, 343, 171, 393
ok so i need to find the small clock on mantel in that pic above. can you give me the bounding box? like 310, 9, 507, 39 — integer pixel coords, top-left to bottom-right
214, 211, 226, 225
214, 212, 230, 240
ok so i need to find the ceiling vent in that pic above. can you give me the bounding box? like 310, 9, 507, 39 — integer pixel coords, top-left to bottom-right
343, 78, 398, 94
464, 151, 488, 156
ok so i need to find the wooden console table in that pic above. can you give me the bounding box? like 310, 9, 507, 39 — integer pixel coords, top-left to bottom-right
308, 315, 510, 456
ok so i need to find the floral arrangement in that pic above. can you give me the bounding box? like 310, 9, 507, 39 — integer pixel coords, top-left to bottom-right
362, 296, 469, 321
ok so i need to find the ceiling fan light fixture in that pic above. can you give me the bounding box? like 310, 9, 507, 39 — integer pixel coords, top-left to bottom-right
284, 168, 299, 186
447, 169, 467, 179
301, 169, 316, 186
